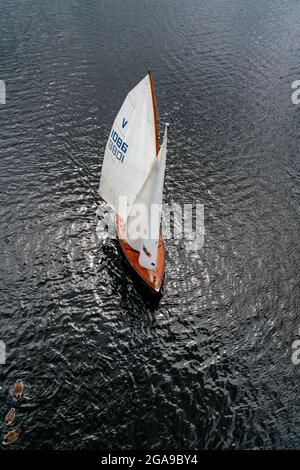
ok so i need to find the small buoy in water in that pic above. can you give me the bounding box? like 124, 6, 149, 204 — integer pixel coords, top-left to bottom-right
2, 428, 22, 446
13, 379, 24, 398
4, 408, 16, 426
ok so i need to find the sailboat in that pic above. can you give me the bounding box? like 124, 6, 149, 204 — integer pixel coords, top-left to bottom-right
99, 71, 168, 294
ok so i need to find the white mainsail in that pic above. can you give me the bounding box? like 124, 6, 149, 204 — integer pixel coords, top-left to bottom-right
125, 124, 168, 271
99, 74, 157, 220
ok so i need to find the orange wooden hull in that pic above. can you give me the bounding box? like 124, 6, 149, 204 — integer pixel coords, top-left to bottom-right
115, 214, 165, 294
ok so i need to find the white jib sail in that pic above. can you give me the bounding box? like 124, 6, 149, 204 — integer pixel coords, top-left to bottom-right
125, 124, 168, 271
99, 74, 156, 220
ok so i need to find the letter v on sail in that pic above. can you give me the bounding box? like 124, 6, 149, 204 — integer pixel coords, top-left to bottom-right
99, 71, 168, 294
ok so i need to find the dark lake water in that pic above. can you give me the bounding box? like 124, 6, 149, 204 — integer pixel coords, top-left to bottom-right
0, 0, 300, 450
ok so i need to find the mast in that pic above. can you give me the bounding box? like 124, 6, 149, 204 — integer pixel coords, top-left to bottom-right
148, 69, 159, 157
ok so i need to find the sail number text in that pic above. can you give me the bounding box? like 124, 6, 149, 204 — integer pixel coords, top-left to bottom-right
109, 129, 128, 163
